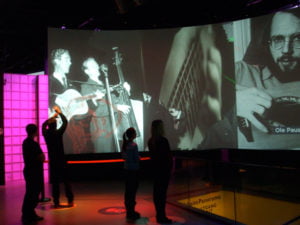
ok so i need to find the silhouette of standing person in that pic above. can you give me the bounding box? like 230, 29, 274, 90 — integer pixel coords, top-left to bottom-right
147, 120, 173, 224
21, 124, 45, 223
42, 106, 74, 208
122, 127, 141, 221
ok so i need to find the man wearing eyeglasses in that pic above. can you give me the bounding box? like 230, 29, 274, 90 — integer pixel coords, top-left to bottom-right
236, 9, 300, 149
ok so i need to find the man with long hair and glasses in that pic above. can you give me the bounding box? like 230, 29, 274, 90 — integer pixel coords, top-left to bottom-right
235, 8, 300, 149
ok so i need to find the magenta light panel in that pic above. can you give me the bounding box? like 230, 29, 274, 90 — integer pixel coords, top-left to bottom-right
3, 73, 49, 182
37, 75, 49, 175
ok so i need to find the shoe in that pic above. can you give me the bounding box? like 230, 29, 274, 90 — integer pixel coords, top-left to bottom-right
67, 202, 74, 207
126, 211, 141, 220
39, 197, 51, 202
156, 217, 173, 224
22, 214, 44, 223
53, 204, 65, 209
34, 215, 44, 221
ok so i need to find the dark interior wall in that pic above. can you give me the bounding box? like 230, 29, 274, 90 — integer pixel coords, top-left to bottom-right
65, 149, 300, 185
67, 159, 153, 182
66, 152, 153, 181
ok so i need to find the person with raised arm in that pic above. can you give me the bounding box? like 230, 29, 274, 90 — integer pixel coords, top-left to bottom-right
42, 106, 74, 208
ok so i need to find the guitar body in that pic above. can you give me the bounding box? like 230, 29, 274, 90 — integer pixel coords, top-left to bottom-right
54, 89, 89, 121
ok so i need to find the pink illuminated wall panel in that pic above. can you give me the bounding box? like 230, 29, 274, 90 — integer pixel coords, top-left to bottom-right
37, 75, 49, 176
3, 74, 49, 182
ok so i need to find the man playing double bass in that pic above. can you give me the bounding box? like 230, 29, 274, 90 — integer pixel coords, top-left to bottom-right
80, 57, 131, 153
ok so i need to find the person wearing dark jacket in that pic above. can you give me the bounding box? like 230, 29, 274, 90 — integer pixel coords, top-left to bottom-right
148, 120, 173, 224
42, 106, 74, 208
21, 124, 45, 223
122, 127, 141, 221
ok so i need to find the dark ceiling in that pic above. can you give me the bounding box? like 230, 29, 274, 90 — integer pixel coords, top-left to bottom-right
0, 0, 299, 74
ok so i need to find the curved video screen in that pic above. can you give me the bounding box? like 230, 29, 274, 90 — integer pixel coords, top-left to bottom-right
48, 6, 300, 153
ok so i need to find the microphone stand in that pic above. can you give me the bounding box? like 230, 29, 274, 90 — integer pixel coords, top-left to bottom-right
102, 65, 121, 152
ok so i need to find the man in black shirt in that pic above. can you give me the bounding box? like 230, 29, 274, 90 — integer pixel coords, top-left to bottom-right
22, 124, 45, 223
42, 106, 74, 208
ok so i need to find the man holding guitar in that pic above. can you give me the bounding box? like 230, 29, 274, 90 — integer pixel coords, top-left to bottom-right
80, 57, 131, 153
49, 48, 94, 154
49, 48, 75, 128
50, 48, 73, 104
50, 48, 94, 122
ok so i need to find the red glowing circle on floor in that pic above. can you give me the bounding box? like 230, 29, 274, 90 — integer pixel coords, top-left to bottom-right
98, 206, 126, 215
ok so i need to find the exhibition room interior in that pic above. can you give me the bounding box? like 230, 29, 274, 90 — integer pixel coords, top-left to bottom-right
1, 0, 300, 225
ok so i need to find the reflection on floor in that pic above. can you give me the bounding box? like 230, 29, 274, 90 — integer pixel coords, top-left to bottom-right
169, 185, 300, 225
0, 178, 227, 225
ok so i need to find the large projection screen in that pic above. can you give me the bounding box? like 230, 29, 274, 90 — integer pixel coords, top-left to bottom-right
48, 7, 300, 154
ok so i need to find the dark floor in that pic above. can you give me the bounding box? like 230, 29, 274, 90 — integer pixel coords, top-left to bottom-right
0, 177, 228, 225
